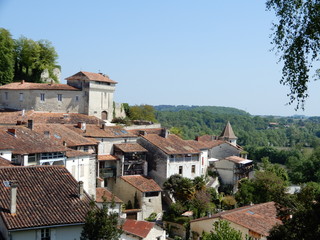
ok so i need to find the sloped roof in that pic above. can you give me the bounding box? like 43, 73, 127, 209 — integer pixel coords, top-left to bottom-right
225, 156, 252, 164
127, 128, 163, 136
33, 124, 98, 147
96, 187, 123, 203
142, 134, 200, 155
0, 126, 69, 155
0, 157, 13, 167
65, 149, 92, 158
0, 81, 80, 91
66, 124, 136, 138
114, 143, 147, 153
120, 175, 162, 193
0, 111, 103, 125
191, 202, 281, 237
0, 166, 92, 230
220, 121, 237, 139
98, 155, 118, 161
122, 219, 155, 238
185, 140, 210, 150
65, 71, 117, 84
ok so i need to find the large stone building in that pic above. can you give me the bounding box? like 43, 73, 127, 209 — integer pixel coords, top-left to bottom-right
0, 71, 124, 121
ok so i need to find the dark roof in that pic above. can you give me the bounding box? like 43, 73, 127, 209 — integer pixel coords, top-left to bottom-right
114, 143, 147, 153
0, 111, 103, 125
0, 166, 92, 230
0, 126, 69, 155
65, 71, 117, 84
122, 219, 155, 238
142, 134, 200, 155
120, 175, 162, 193
66, 124, 136, 138
33, 124, 98, 147
0, 81, 80, 91
96, 188, 123, 203
191, 202, 281, 237
219, 121, 237, 139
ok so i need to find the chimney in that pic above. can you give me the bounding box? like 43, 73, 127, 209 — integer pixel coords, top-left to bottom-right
8, 128, 16, 137
63, 141, 67, 147
27, 119, 34, 130
10, 180, 18, 215
139, 130, 147, 136
77, 121, 86, 131
78, 181, 84, 199
21, 80, 25, 84
16, 120, 22, 125
44, 131, 50, 138
161, 128, 169, 138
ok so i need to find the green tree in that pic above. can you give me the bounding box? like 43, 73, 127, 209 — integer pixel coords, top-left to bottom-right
266, 0, 320, 109
202, 219, 244, 240
129, 105, 157, 122
163, 174, 195, 202
80, 201, 122, 240
0, 28, 15, 84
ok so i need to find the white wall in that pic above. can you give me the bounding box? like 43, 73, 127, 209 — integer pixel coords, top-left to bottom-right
214, 160, 235, 185
97, 137, 137, 155
0, 150, 12, 161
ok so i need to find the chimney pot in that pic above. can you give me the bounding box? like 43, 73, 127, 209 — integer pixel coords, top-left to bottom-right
78, 181, 84, 199
21, 80, 25, 84
10, 180, 18, 215
63, 141, 67, 147
77, 122, 86, 131
27, 119, 34, 130
8, 128, 16, 137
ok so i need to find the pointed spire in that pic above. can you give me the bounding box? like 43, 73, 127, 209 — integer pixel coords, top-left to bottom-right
219, 121, 237, 145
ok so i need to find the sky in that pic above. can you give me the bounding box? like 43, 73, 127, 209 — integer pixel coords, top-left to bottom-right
1, 0, 320, 116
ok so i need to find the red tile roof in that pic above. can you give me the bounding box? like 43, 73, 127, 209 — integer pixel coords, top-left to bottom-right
65, 71, 117, 84
0, 166, 92, 230
96, 187, 123, 203
0, 157, 13, 166
191, 202, 281, 237
0, 81, 80, 91
186, 140, 210, 150
142, 134, 200, 155
122, 219, 155, 238
65, 149, 92, 158
120, 175, 162, 193
127, 128, 163, 136
114, 143, 147, 153
98, 155, 118, 161
0, 126, 69, 155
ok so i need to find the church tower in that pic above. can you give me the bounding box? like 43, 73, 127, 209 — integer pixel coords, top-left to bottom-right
219, 121, 237, 146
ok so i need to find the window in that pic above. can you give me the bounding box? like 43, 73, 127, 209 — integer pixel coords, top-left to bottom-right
57, 94, 62, 101
179, 166, 183, 175
191, 165, 196, 173
28, 154, 36, 164
40, 93, 45, 102
75, 95, 79, 101
4, 92, 8, 101
19, 93, 24, 101
80, 164, 84, 177
83, 146, 89, 152
41, 228, 50, 240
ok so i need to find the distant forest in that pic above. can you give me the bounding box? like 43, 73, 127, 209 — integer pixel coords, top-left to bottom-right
154, 105, 320, 148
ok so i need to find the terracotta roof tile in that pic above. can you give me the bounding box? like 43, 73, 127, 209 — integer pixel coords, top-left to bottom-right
120, 175, 162, 193
0, 157, 13, 167
65, 150, 92, 158
0, 126, 69, 155
191, 202, 281, 237
114, 143, 147, 153
0, 166, 92, 230
127, 128, 163, 136
186, 140, 210, 150
0, 81, 80, 91
219, 121, 237, 139
142, 134, 200, 155
122, 219, 154, 238
95, 187, 123, 203
98, 155, 118, 161
66, 71, 117, 84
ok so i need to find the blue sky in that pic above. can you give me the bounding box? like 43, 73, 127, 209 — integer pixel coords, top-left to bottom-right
1, 0, 320, 116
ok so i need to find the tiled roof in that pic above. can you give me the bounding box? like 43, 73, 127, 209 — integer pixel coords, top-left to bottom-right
186, 140, 210, 150
196, 137, 242, 150
225, 156, 252, 164
191, 202, 281, 237
0, 166, 92, 230
96, 187, 123, 203
142, 134, 200, 155
0, 81, 80, 91
120, 175, 162, 193
65, 71, 117, 84
65, 150, 92, 158
0, 157, 13, 167
98, 155, 118, 161
220, 121, 237, 139
33, 124, 98, 147
0, 126, 69, 155
0, 111, 103, 125
127, 128, 163, 136
122, 219, 154, 238
114, 143, 147, 153
66, 124, 136, 138
196, 135, 216, 142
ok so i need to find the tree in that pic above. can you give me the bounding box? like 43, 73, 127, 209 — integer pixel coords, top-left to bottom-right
128, 105, 157, 122
266, 0, 320, 109
202, 220, 244, 240
0, 28, 15, 85
80, 201, 122, 240
163, 174, 195, 202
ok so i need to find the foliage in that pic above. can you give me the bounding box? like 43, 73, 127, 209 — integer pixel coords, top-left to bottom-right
145, 212, 157, 222
266, 0, 320, 109
189, 190, 215, 218
221, 195, 237, 210
201, 219, 244, 240
163, 174, 195, 202
128, 105, 157, 122
80, 201, 122, 240
155, 105, 249, 115
0, 28, 15, 85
